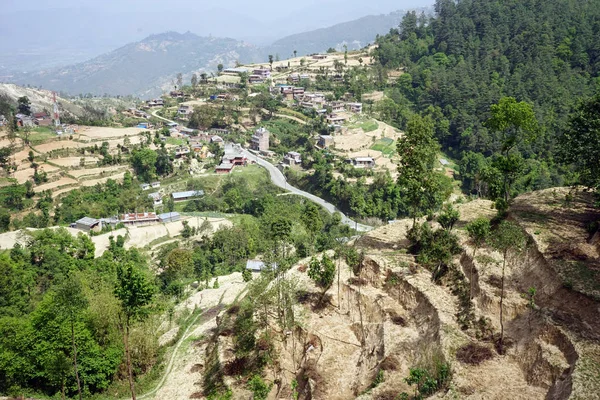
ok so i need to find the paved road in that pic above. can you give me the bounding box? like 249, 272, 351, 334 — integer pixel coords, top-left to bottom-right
240, 148, 372, 232
151, 108, 372, 232
151, 109, 177, 124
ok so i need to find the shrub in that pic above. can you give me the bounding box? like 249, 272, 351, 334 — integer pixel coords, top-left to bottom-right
248, 375, 272, 400
456, 343, 494, 365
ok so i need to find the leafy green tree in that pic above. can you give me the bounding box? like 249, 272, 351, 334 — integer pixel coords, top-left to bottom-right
301, 202, 323, 251
396, 115, 445, 226
217, 63, 224, 73
465, 218, 491, 299
114, 262, 155, 400
485, 97, 538, 204
490, 221, 526, 353
190, 73, 198, 88
242, 268, 252, 282
437, 204, 459, 231
17, 96, 31, 115
308, 255, 336, 295
557, 94, 600, 202
54, 276, 87, 400
130, 148, 157, 182
248, 375, 272, 400
268, 54, 274, 70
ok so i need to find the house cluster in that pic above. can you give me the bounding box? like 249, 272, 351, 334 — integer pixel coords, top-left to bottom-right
15, 112, 53, 128
215, 143, 248, 174
249, 67, 271, 84
169, 91, 188, 99
74, 211, 184, 233
140, 181, 161, 191
271, 85, 305, 100
288, 73, 311, 83
145, 98, 164, 108
126, 108, 151, 119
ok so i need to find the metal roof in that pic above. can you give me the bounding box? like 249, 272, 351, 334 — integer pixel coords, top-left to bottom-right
172, 190, 204, 200
76, 217, 100, 227
158, 212, 180, 220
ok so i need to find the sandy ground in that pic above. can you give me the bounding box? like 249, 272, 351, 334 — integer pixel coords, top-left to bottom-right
13, 163, 60, 184
69, 165, 125, 178
34, 177, 78, 191
333, 121, 402, 152
148, 272, 248, 400
78, 126, 146, 140
51, 156, 100, 167
32, 140, 84, 153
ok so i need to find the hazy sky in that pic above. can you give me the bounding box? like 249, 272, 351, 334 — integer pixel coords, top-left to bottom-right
0, 0, 434, 70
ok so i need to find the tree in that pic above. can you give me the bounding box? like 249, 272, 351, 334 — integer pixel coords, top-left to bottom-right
308, 255, 335, 295
0, 147, 13, 173
293, 50, 297, 58
557, 94, 600, 201
490, 221, 526, 353
217, 64, 224, 73
114, 262, 155, 400
130, 148, 157, 181
54, 276, 87, 400
17, 96, 31, 115
242, 268, 252, 282
396, 115, 445, 226
301, 202, 323, 251
155, 148, 172, 176
485, 97, 538, 203
437, 204, 459, 231
465, 218, 490, 299
268, 55, 274, 70
191, 73, 198, 88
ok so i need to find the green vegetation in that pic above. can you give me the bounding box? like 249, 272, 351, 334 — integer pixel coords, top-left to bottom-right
370, 137, 396, 157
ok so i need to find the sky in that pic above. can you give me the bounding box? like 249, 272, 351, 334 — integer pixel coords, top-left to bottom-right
0, 0, 434, 70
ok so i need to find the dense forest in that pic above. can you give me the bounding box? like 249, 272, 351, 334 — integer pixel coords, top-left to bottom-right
373, 0, 600, 197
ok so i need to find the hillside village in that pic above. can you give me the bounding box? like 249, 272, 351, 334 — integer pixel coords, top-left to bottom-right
1, 2, 600, 400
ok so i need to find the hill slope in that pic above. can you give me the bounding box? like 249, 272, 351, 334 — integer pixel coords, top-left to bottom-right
266, 10, 414, 57
8, 32, 263, 98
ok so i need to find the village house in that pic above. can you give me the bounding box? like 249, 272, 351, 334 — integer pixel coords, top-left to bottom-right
248, 75, 265, 84
245, 259, 275, 272
151, 181, 161, 189
253, 68, 271, 78
284, 151, 302, 166
175, 146, 191, 158
148, 192, 163, 207
222, 67, 249, 76
210, 127, 230, 135
170, 91, 185, 98
293, 87, 305, 95
250, 127, 270, 152
33, 112, 53, 126
299, 73, 310, 81
288, 73, 300, 83
329, 101, 345, 112
178, 105, 193, 118
120, 212, 159, 226
15, 114, 35, 127
215, 163, 235, 174
75, 217, 102, 233
146, 98, 164, 107
347, 102, 363, 113
171, 190, 205, 202
318, 135, 335, 148
352, 157, 375, 169
326, 113, 347, 124
312, 54, 327, 60
140, 183, 150, 191
211, 135, 225, 147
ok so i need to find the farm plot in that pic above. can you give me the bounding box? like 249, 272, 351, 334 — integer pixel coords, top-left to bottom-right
51, 156, 100, 167
79, 126, 146, 140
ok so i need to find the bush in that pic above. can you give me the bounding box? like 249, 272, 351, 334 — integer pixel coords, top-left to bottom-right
247, 375, 272, 400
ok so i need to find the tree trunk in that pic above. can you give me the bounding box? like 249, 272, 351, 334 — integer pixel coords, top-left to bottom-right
61, 379, 66, 400
124, 319, 136, 400
71, 321, 83, 400
470, 246, 477, 299
499, 254, 506, 354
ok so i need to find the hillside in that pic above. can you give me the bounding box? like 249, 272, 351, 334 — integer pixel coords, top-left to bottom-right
0, 83, 85, 118
7, 32, 263, 98
266, 10, 414, 57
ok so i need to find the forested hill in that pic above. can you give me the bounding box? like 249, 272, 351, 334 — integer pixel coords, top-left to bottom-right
373, 0, 600, 193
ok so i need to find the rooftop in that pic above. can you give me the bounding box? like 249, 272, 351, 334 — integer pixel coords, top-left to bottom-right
172, 190, 205, 200
76, 217, 100, 227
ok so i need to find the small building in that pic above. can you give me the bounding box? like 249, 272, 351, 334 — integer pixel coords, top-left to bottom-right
245, 259, 275, 272
120, 212, 159, 225
140, 183, 150, 191
148, 192, 163, 206
288, 73, 300, 83
210, 128, 230, 135
178, 105, 192, 116
248, 75, 264, 84
75, 217, 102, 233
250, 127, 270, 152
330, 101, 345, 112
326, 114, 346, 124
151, 181, 161, 189
172, 190, 205, 202
347, 102, 363, 113
170, 91, 185, 98
312, 54, 327, 60
318, 135, 334, 148
222, 67, 249, 76
175, 146, 190, 157
215, 163, 235, 174
284, 151, 302, 166
353, 157, 375, 168
253, 68, 271, 78
158, 212, 181, 223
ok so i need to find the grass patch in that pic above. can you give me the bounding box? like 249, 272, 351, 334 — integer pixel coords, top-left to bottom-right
24, 127, 57, 145
277, 107, 310, 121
370, 138, 396, 157
166, 137, 186, 146
360, 120, 379, 133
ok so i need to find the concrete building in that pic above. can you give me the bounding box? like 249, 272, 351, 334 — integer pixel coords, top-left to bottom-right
284, 151, 302, 166
120, 212, 159, 226
250, 127, 270, 152
318, 135, 334, 148
353, 157, 375, 168
148, 192, 163, 206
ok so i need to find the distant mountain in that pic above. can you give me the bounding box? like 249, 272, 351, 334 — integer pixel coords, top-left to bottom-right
7, 32, 263, 98
266, 10, 416, 57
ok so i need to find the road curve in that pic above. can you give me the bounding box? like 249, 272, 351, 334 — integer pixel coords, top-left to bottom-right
240, 148, 372, 232
151, 108, 372, 232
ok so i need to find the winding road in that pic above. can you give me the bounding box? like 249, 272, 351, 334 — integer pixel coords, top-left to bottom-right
151, 109, 373, 232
